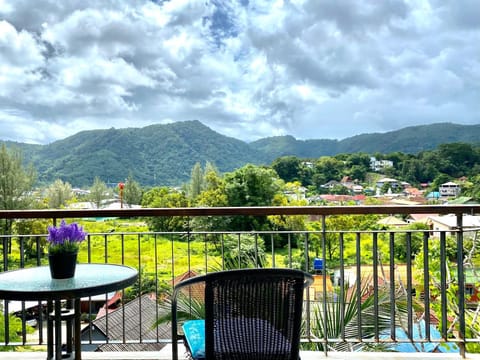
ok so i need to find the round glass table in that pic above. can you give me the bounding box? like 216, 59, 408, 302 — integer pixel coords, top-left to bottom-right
0, 263, 138, 360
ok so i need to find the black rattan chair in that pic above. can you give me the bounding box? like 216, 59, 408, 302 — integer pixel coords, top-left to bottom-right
172, 268, 313, 360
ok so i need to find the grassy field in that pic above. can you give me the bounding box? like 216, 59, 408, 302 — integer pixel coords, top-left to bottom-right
8, 218, 300, 284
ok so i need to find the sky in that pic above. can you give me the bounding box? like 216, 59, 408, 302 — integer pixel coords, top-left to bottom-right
0, 0, 479, 145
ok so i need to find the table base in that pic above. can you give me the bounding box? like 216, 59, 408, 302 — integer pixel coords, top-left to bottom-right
47, 299, 81, 360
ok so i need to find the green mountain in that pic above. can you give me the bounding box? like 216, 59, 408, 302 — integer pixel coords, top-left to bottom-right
250, 122, 480, 162
10, 120, 266, 187
2, 121, 479, 187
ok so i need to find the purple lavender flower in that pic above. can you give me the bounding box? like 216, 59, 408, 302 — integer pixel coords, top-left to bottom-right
47, 220, 87, 254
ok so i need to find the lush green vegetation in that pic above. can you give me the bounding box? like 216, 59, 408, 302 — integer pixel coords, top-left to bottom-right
2, 121, 480, 187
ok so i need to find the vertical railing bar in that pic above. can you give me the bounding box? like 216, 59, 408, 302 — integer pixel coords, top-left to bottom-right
104, 233, 108, 263
154, 233, 159, 341
171, 232, 175, 287
339, 232, 345, 341
255, 233, 259, 268
237, 232, 241, 269
36, 233, 44, 346
304, 231, 310, 272
204, 233, 208, 273
321, 215, 327, 355
20, 300, 27, 344
372, 232, 379, 341
36, 235, 41, 266
304, 231, 311, 341
406, 232, 413, 342
440, 231, 447, 340
121, 231, 127, 344
86, 230, 93, 344
270, 233, 275, 268
87, 233, 92, 264
456, 213, 466, 358
356, 232, 362, 341
4, 300, 9, 345
19, 236, 24, 268
2, 233, 8, 272
221, 233, 225, 271
288, 233, 292, 268
18, 235, 26, 344
138, 233, 142, 343
389, 232, 396, 340
105, 292, 109, 344
423, 231, 431, 340
121, 233, 125, 264
187, 230, 192, 275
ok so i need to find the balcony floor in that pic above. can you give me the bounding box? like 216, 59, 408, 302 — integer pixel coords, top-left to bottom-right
2, 347, 479, 360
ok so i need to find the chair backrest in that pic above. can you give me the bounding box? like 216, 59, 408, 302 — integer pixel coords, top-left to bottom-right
203, 268, 313, 360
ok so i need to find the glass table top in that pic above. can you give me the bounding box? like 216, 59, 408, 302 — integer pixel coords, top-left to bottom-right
0, 263, 138, 301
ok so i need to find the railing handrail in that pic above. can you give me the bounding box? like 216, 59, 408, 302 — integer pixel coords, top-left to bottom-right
1, 204, 479, 219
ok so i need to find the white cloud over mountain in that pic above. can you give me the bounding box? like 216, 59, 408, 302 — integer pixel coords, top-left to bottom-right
0, 0, 478, 144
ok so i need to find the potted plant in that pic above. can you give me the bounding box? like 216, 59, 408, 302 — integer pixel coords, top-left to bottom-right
47, 220, 87, 279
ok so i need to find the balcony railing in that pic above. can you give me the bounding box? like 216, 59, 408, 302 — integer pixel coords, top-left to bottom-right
1, 205, 480, 358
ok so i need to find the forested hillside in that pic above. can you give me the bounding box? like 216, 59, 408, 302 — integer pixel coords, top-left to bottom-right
250, 123, 480, 162
6, 121, 266, 187
1, 121, 479, 187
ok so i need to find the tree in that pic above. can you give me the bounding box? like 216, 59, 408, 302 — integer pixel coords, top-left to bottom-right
188, 162, 204, 200
46, 179, 73, 208
271, 156, 302, 183
224, 164, 281, 207
123, 174, 142, 206
0, 145, 36, 257
224, 165, 282, 231
141, 187, 189, 232
314, 157, 344, 183
0, 145, 36, 212
436, 143, 480, 178
191, 165, 229, 232
89, 177, 109, 209
13, 219, 50, 261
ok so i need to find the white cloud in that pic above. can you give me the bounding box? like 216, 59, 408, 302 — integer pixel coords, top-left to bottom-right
0, 0, 478, 144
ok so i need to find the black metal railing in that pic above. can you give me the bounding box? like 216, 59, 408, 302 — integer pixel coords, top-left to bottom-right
1, 205, 480, 356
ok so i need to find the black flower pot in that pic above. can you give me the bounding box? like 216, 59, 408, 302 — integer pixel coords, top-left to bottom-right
48, 252, 78, 279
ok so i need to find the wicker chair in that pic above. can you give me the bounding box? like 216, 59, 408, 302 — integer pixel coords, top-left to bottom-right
172, 268, 313, 360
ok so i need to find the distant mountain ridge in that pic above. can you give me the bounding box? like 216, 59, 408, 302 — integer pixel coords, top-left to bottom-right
250, 123, 480, 159
1, 121, 479, 187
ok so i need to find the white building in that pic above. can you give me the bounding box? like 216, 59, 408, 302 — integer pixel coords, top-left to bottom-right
370, 157, 393, 172
439, 182, 461, 197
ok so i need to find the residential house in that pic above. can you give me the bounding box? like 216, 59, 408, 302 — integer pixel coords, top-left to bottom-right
427, 214, 480, 238
439, 181, 461, 197
284, 184, 307, 201
321, 180, 342, 190
403, 187, 423, 198
376, 177, 400, 190
170, 270, 205, 304
406, 213, 439, 225
341, 176, 364, 194
370, 157, 394, 172
426, 191, 441, 201
80, 293, 169, 352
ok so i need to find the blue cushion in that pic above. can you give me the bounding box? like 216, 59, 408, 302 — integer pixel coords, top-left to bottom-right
182, 319, 205, 359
